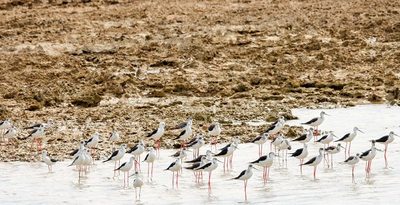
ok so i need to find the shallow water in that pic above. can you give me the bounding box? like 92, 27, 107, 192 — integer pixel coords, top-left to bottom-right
1, 104, 400, 204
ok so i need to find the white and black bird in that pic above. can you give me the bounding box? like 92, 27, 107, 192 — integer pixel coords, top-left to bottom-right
290, 144, 308, 174
233, 164, 257, 201
143, 147, 156, 179
185, 156, 209, 183
185, 150, 213, 163
359, 140, 379, 178
187, 134, 205, 158
301, 148, 324, 180
271, 133, 284, 153
108, 130, 120, 148
316, 131, 336, 147
127, 140, 146, 172
374, 131, 399, 168
23, 125, 45, 151
278, 139, 291, 167
208, 121, 221, 149
3, 126, 17, 144
115, 156, 135, 188
194, 158, 220, 189
174, 120, 193, 148
130, 172, 144, 201
85, 132, 101, 148
214, 143, 238, 172
324, 143, 344, 168
103, 144, 127, 177
335, 127, 363, 158
342, 154, 360, 183
0, 119, 12, 141
68, 149, 85, 182
251, 133, 268, 156
173, 117, 193, 130
42, 150, 57, 172
250, 152, 276, 183
292, 129, 314, 144
301, 111, 329, 135
265, 118, 284, 136
165, 158, 182, 188
70, 141, 85, 158
146, 121, 165, 155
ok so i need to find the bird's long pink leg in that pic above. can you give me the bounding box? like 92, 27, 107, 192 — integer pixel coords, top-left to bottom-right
345, 143, 348, 159
208, 172, 212, 192
223, 158, 226, 173
331, 154, 333, 168
384, 144, 388, 168
127, 171, 130, 187
176, 171, 179, 188
244, 180, 248, 201
172, 172, 174, 187
352, 166, 355, 183
348, 142, 351, 156
151, 162, 154, 179
313, 167, 316, 180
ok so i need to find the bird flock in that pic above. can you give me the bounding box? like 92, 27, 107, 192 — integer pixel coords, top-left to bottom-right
0, 111, 398, 202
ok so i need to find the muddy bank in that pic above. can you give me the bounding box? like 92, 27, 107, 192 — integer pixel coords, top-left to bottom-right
0, 0, 399, 161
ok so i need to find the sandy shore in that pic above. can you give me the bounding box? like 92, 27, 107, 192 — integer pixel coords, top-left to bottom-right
0, 0, 399, 161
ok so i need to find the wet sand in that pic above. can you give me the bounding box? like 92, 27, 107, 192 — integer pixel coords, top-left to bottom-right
1, 104, 399, 204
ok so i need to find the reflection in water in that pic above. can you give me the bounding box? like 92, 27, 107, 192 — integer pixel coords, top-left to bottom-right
1, 104, 400, 204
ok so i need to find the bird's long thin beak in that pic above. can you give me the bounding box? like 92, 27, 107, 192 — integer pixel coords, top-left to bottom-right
376, 148, 383, 152
394, 133, 400, 137
339, 145, 345, 149
252, 167, 260, 171
216, 159, 223, 163
332, 134, 338, 139
358, 130, 365, 134
325, 113, 330, 116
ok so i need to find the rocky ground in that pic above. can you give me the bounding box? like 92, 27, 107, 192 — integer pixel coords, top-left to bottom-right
0, 0, 399, 161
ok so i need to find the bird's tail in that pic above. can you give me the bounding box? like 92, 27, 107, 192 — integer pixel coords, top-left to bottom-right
103, 159, 110, 163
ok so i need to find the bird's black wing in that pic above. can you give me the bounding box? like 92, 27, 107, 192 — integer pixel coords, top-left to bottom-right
195, 162, 212, 170
185, 155, 203, 163
324, 146, 335, 152
50, 158, 58, 163
219, 143, 231, 150
165, 162, 176, 170
301, 117, 318, 125
208, 124, 216, 132
360, 149, 371, 158
115, 162, 127, 170
174, 129, 186, 140
251, 136, 262, 143
375, 135, 389, 143
335, 133, 350, 142
344, 156, 355, 163
173, 122, 187, 130
265, 124, 277, 133
85, 137, 93, 146
24, 123, 41, 130
70, 149, 79, 156
170, 150, 180, 158
143, 153, 150, 162
68, 156, 79, 167
292, 134, 306, 142
302, 156, 316, 165
290, 148, 303, 157
185, 162, 201, 170
250, 155, 267, 164
316, 135, 328, 142
214, 147, 228, 156
234, 170, 246, 180
127, 144, 138, 153
103, 150, 118, 162
146, 129, 158, 138
187, 137, 198, 146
